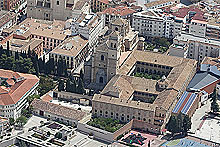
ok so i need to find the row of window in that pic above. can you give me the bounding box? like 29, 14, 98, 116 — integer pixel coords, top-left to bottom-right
136, 62, 171, 69
94, 110, 151, 123
136, 68, 169, 75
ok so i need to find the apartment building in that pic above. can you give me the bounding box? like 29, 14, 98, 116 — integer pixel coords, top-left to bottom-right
144, 0, 179, 10
2, 0, 26, 11
71, 14, 104, 47
101, 6, 136, 25
0, 11, 17, 34
6, 38, 43, 57
92, 50, 197, 134
0, 69, 39, 119
132, 5, 208, 39
172, 33, 220, 63
91, 0, 113, 12
132, 10, 184, 39
2, 18, 69, 52
49, 35, 89, 70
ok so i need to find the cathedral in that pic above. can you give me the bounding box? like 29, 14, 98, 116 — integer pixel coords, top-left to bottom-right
84, 18, 144, 91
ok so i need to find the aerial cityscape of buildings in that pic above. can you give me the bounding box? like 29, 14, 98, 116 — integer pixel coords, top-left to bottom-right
0, 0, 220, 146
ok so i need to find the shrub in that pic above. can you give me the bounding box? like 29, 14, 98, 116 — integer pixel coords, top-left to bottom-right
117, 134, 124, 140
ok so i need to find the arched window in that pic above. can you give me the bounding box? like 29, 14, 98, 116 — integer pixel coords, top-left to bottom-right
114, 43, 116, 48
115, 27, 119, 31
101, 55, 104, 61
99, 77, 103, 83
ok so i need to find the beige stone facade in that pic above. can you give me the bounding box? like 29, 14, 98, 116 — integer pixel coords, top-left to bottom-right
84, 18, 144, 90
27, 0, 73, 21
92, 50, 197, 134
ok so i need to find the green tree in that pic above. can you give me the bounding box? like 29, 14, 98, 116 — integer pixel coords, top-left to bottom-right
77, 78, 85, 94
9, 118, 15, 125
63, 59, 67, 76
6, 41, 10, 57
15, 51, 19, 60
176, 113, 184, 133
57, 56, 64, 76
70, 78, 77, 93
48, 57, 55, 74
35, 62, 39, 77
211, 89, 219, 113
55, 132, 62, 139
65, 79, 71, 92
37, 76, 55, 96
27, 46, 31, 58
22, 109, 28, 115
38, 58, 44, 73
166, 115, 178, 135
16, 116, 27, 127
183, 114, 191, 135
58, 79, 65, 91
80, 69, 84, 81
211, 101, 219, 113
47, 131, 51, 136
27, 94, 40, 105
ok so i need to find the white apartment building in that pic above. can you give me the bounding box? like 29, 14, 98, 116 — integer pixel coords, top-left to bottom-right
172, 33, 220, 63
132, 6, 210, 40
132, 10, 183, 39
0, 11, 17, 34
0, 69, 39, 119
71, 14, 104, 47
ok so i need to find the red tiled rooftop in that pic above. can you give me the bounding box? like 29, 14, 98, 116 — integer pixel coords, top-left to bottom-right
102, 6, 136, 16
0, 70, 39, 105
172, 6, 206, 21
98, 0, 110, 4
41, 94, 53, 102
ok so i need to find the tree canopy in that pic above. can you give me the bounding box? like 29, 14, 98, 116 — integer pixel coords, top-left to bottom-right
166, 113, 191, 136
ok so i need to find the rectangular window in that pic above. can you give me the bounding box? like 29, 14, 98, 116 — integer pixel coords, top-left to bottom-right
57, 1, 59, 5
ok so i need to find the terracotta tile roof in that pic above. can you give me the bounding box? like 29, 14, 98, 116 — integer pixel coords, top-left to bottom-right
41, 94, 53, 102
172, 6, 206, 21
0, 70, 39, 105
98, 0, 110, 4
31, 99, 86, 121
0, 69, 20, 79
95, 50, 197, 111
6, 79, 15, 85
102, 6, 136, 16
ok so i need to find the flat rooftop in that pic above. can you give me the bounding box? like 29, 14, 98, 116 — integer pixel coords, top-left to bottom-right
50, 35, 88, 57
3, 18, 69, 40
174, 33, 220, 47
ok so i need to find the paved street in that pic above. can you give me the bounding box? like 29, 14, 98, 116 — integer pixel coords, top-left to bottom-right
190, 99, 211, 133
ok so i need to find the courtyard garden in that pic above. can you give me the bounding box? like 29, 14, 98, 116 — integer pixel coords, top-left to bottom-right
134, 72, 162, 80
87, 117, 125, 133
145, 37, 172, 53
